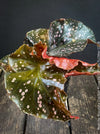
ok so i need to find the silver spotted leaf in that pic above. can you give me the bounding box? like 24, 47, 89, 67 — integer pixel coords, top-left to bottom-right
0, 43, 75, 121
26, 29, 49, 46
47, 18, 96, 57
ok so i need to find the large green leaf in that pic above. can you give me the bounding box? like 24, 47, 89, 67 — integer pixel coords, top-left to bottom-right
0, 43, 75, 121
46, 18, 97, 57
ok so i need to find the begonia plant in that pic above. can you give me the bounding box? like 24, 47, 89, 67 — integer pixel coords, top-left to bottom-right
0, 18, 100, 122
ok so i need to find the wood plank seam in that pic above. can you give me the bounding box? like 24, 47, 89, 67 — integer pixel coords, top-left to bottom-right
97, 45, 100, 131
94, 75, 100, 132
23, 114, 27, 134
67, 98, 72, 134
65, 77, 72, 134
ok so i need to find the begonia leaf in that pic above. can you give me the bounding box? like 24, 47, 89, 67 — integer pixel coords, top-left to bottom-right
0, 43, 79, 121
46, 18, 97, 57
26, 29, 49, 45
42, 47, 100, 77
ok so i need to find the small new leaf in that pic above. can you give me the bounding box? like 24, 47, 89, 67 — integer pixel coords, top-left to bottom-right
26, 29, 49, 46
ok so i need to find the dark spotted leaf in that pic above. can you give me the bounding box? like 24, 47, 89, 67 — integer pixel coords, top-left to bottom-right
47, 18, 97, 57
42, 47, 100, 77
0, 43, 79, 121
26, 29, 49, 45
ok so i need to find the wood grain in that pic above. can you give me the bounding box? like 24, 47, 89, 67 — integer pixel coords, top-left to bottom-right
25, 115, 70, 134
0, 73, 25, 134
68, 75, 98, 134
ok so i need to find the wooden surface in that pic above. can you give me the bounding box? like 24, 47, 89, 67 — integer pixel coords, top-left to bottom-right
0, 72, 25, 134
25, 116, 69, 134
68, 75, 98, 134
0, 71, 99, 134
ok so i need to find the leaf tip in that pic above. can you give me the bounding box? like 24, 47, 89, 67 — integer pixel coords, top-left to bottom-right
70, 115, 80, 120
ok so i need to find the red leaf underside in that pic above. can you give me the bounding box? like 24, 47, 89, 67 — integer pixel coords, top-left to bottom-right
42, 47, 100, 77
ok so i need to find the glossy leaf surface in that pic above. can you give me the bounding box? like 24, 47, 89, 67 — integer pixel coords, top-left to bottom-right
26, 29, 49, 45
0, 43, 78, 121
47, 18, 96, 57
42, 47, 100, 77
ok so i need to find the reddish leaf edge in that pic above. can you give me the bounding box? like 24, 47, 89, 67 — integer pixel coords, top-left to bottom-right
70, 115, 80, 120
65, 71, 99, 77
42, 46, 100, 77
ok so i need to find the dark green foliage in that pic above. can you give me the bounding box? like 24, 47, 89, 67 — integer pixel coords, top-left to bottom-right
0, 43, 71, 121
